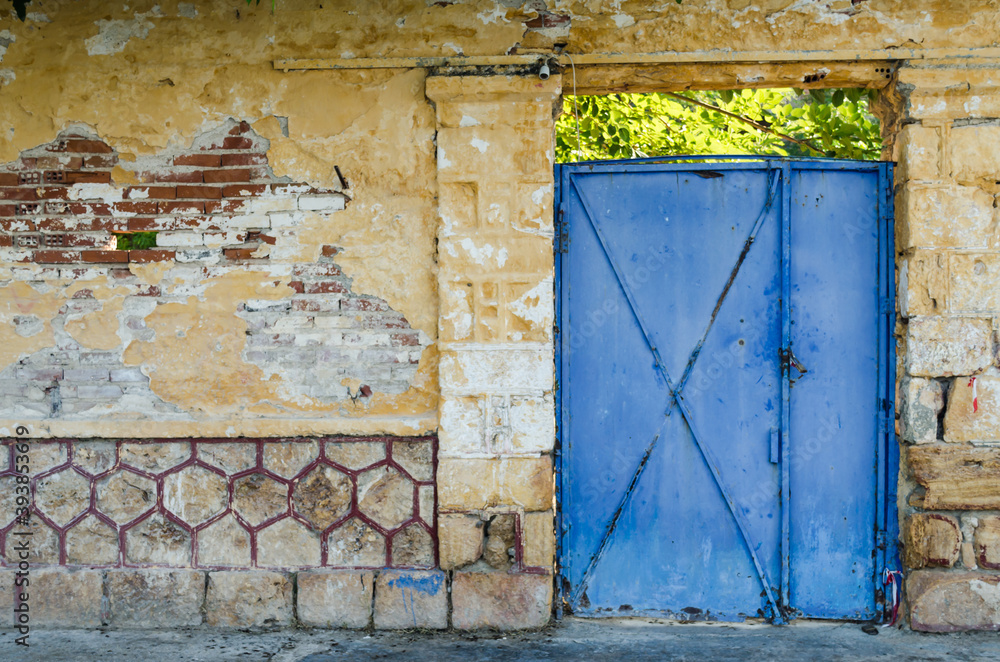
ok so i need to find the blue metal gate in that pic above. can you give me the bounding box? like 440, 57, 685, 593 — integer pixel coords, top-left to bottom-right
555, 158, 897, 622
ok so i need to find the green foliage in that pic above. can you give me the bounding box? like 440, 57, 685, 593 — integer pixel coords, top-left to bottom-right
116, 232, 158, 251
246, 0, 277, 12
556, 87, 881, 163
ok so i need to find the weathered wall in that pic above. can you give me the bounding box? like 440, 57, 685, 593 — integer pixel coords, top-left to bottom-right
1, 0, 1000, 632
893, 61, 1000, 632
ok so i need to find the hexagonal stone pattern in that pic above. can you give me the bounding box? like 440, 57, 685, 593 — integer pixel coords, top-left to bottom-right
97, 470, 156, 524
325, 441, 385, 470
419, 485, 435, 526
163, 465, 228, 526
233, 473, 287, 527
72, 441, 118, 476
392, 524, 435, 568
197, 443, 257, 475
392, 440, 433, 482
257, 518, 321, 567
5, 518, 60, 564
25, 442, 69, 474
263, 441, 318, 479
36, 469, 90, 527
0, 475, 21, 527
327, 518, 387, 567
293, 465, 352, 530
197, 514, 251, 567
357, 467, 414, 531
66, 515, 119, 565
0, 436, 436, 571
125, 513, 191, 566
120, 442, 190, 474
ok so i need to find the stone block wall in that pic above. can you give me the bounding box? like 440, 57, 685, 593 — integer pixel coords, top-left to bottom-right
895, 61, 1000, 631
426, 75, 559, 629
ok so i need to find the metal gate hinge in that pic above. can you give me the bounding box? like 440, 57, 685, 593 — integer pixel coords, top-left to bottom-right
556, 209, 569, 254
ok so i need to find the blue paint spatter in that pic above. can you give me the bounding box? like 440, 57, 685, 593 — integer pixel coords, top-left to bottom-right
387, 572, 443, 596
388, 573, 443, 628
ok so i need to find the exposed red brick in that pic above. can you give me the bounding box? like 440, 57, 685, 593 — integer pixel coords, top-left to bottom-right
204, 169, 251, 184
292, 299, 321, 312
109, 268, 133, 279
0, 204, 16, 217
43, 203, 67, 216
0, 233, 12, 247
288, 280, 305, 293
221, 136, 254, 150
15, 203, 41, 215
128, 216, 223, 232
1, 219, 36, 231
223, 247, 258, 260
221, 153, 268, 167
343, 298, 390, 312
66, 202, 112, 216
42, 233, 68, 247
141, 170, 203, 184
158, 201, 205, 214
66, 233, 115, 248
229, 121, 252, 135
126, 186, 177, 200
128, 249, 176, 263
36, 187, 70, 200
33, 250, 79, 264
205, 200, 248, 214
176, 185, 223, 200
37, 156, 83, 169
113, 201, 159, 215
173, 154, 221, 167
81, 250, 128, 264
293, 264, 343, 277
221, 184, 266, 197
391, 332, 421, 346
84, 155, 118, 168
305, 281, 347, 294
0, 188, 38, 201
321, 245, 340, 257
0, 173, 20, 186
135, 285, 162, 296
72, 289, 95, 299
246, 231, 276, 245
39, 218, 126, 232
65, 171, 112, 185
64, 140, 113, 154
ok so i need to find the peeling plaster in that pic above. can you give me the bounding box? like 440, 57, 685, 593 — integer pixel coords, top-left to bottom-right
85, 7, 163, 56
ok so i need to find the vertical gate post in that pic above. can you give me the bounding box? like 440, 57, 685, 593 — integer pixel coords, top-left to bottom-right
894, 60, 1000, 631
425, 75, 562, 629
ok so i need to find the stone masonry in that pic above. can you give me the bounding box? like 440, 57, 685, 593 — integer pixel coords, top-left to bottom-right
0, 438, 436, 570
427, 76, 559, 629
895, 61, 1000, 631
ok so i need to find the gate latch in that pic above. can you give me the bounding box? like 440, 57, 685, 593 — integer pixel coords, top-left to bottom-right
780, 347, 808, 383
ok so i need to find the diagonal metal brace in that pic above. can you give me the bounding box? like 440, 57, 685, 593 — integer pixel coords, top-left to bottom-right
568, 170, 785, 622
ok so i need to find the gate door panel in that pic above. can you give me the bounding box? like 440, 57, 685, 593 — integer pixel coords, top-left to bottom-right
556, 159, 895, 622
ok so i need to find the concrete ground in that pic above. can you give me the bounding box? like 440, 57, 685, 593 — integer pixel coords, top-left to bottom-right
2, 617, 998, 662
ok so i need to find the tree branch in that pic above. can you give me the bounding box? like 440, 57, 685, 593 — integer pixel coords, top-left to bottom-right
664, 92, 824, 155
